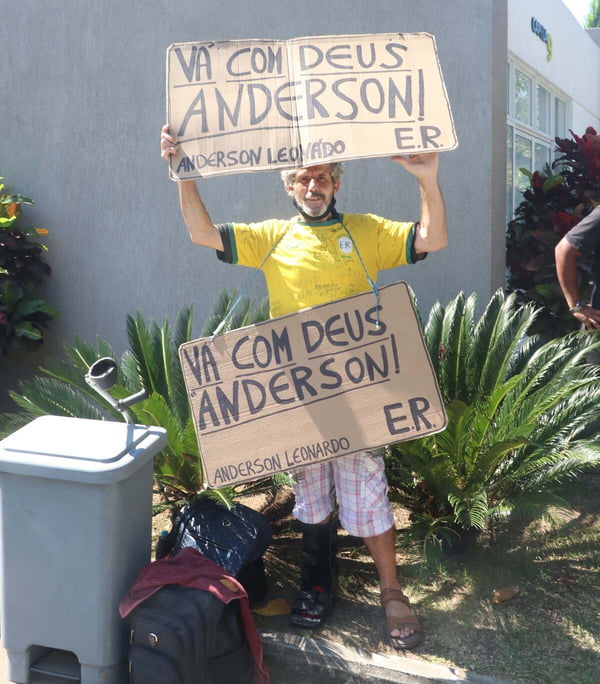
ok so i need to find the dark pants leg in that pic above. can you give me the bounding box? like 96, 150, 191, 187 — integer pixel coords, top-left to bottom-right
289, 517, 338, 627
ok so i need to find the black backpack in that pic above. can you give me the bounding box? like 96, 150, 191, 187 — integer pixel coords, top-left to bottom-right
128, 583, 254, 684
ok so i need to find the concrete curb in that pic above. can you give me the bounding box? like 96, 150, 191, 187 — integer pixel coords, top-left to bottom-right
1, 632, 517, 683
260, 630, 518, 684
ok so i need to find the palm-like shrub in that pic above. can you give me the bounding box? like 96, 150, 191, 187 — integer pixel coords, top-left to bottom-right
385, 290, 600, 556
0, 292, 270, 509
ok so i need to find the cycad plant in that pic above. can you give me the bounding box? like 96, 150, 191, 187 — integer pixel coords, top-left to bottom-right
0, 291, 270, 510
385, 289, 600, 557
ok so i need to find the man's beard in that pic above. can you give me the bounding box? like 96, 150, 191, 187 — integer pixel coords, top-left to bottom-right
294, 193, 336, 220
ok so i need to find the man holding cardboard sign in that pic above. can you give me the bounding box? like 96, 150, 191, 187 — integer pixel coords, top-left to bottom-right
161, 122, 446, 648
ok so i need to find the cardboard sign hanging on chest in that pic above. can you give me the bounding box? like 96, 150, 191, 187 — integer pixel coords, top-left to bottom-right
179, 281, 446, 488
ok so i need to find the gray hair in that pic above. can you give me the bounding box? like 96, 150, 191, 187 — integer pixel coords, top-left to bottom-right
280, 162, 345, 188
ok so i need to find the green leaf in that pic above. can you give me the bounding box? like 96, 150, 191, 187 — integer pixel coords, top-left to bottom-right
14, 321, 42, 339
8, 377, 107, 421
534, 283, 554, 301
126, 312, 164, 395
41, 354, 123, 421
132, 393, 202, 495
423, 300, 445, 375
0, 412, 32, 439
132, 393, 183, 453
63, 335, 107, 371
541, 174, 564, 193
0, 194, 34, 205
13, 298, 59, 319
174, 305, 194, 349
201, 487, 236, 510
182, 418, 201, 460
120, 350, 144, 392
170, 306, 195, 427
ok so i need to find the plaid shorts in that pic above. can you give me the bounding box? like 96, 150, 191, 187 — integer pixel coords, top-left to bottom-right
291, 451, 394, 538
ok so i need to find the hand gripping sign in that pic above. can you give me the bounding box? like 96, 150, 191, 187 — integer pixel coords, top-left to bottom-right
179, 282, 447, 487
167, 32, 457, 179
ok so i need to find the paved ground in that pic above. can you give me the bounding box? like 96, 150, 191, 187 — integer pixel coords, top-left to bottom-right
261, 630, 517, 684
1, 629, 517, 684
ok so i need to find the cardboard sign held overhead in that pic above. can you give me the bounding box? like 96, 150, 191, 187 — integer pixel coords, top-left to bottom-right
167, 33, 457, 179
179, 282, 447, 488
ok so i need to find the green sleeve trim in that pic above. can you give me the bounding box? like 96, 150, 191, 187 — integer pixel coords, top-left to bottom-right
227, 223, 238, 264
406, 223, 416, 264
406, 222, 427, 264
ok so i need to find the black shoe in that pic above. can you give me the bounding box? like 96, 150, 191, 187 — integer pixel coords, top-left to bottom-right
289, 585, 336, 628
289, 517, 338, 628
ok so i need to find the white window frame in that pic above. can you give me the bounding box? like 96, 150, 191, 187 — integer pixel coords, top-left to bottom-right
506, 58, 570, 221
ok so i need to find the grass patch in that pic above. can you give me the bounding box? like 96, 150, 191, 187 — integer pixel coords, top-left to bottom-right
153, 474, 600, 682
254, 473, 600, 684
399, 473, 600, 683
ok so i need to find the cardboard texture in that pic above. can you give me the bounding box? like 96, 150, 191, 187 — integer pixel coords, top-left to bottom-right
179, 282, 447, 487
167, 33, 457, 179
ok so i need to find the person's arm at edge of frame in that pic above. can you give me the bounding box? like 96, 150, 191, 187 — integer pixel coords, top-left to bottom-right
555, 236, 600, 329
391, 151, 447, 254
160, 124, 224, 251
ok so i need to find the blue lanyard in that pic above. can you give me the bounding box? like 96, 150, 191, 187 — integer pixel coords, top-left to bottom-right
338, 215, 380, 327
210, 226, 290, 340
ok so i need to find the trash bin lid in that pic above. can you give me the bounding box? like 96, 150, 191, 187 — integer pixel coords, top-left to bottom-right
0, 416, 168, 484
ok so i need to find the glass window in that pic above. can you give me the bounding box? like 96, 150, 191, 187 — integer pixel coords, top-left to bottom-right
515, 134, 532, 196
555, 98, 566, 138
515, 70, 532, 125
534, 142, 551, 172
536, 85, 550, 134
506, 61, 571, 219
507, 62, 511, 115
507, 125, 514, 221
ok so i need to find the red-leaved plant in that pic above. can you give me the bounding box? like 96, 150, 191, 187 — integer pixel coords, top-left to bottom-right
506, 127, 599, 338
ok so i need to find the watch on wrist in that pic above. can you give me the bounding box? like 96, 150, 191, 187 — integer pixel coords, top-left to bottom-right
569, 300, 588, 313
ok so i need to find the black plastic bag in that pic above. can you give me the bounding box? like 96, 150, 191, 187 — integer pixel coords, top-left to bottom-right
158, 498, 272, 602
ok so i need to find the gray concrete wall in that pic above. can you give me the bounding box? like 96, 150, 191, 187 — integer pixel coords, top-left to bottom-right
0, 0, 506, 406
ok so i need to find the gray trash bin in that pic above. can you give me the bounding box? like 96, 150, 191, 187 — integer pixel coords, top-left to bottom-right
0, 415, 167, 684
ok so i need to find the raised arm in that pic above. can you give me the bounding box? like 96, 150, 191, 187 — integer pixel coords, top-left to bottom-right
555, 236, 600, 329
160, 124, 224, 251
391, 152, 447, 254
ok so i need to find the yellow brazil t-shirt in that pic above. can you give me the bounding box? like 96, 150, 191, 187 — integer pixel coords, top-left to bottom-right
218, 213, 418, 318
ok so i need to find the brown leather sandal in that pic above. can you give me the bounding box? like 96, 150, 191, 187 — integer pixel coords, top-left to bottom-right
380, 587, 422, 649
